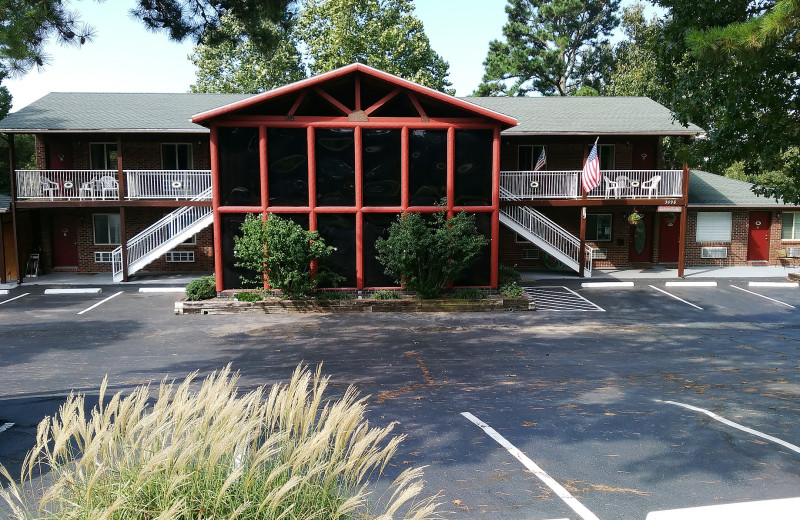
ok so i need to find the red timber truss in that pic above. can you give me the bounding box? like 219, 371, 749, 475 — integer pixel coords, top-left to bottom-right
193, 64, 517, 292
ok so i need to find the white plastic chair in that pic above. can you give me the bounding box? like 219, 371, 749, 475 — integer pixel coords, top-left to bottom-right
79, 178, 98, 199
40, 176, 59, 200
641, 175, 661, 198
98, 176, 119, 199
603, 176, 620, 198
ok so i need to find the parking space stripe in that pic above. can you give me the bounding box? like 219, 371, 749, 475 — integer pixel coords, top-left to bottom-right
749, 281, 798, 288
0, 293, 30, 306
77, 291, 124, 315
0, 422, 14, 434
581, 281, 634, 288
648, 285, 703, 310
657, 400, 800, 455
647, 497, 800, 520
525, 286, 605, 312
462, 412, 600, 520
665, 281, 717, 287
730, 285, 796, 309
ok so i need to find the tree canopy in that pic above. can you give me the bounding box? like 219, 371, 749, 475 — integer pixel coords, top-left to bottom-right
475, 0, 620, 96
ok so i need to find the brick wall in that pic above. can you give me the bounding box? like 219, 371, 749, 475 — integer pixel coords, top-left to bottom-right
499, 136, 654, 171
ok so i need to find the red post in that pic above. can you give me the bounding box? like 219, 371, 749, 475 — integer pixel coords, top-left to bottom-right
259, 126, 268, 209
490, 126, 500, 288
447, 126, 455, 217
401, 126, 409, 211
677, 163, 690, 278
355, 126, 364, 288
210, 126, 224, 292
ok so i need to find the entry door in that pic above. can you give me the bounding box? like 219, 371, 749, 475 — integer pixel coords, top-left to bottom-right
629, 212, 653, 262
632, 144, 656, 170
747, 212, 770, 261
53, 215, 79, 268
658, 212, 681, 263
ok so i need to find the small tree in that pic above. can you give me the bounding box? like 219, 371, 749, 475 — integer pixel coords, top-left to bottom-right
375, 208, 488, 299
234, 213, 337, 298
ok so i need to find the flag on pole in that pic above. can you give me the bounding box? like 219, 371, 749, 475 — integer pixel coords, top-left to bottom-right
534, 147, 546, 171
581, 138, 601, 193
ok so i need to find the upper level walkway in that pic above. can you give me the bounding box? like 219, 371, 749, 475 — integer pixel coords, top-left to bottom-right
500, 169, 683, 200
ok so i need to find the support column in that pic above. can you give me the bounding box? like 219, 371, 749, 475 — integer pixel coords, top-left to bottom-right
355, 126, 364, 289
446, 126, 455, 217
117, 136, 129, 282
0, 212, 6, 284
8, 133, 21, 283
490, 126, 500, 288
579, 207, 587, 278
210, 126, 224, 292
677, 163, 690, 278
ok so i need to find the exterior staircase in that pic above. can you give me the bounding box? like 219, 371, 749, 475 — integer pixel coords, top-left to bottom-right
111, 188, 213, 281
499, 186, 592, 277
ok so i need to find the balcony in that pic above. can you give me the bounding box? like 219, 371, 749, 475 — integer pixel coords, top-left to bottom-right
15, 170, 212, 201
500, 169, 683, 200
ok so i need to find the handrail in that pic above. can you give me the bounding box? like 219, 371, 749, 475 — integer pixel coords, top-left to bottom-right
112, 187, 213, 280
500, 169, 682, 200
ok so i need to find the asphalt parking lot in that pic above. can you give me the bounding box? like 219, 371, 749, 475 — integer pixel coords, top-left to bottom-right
1, 280, 799, 520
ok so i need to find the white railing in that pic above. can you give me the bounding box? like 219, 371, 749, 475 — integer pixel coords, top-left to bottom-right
499, 187, 592, 276
500, 169, 683, 200
112, 188, 213, 281
16, 170, 119, 200
500, 171, 579, 199
126, 170, 212, 200
15, 169, 212, 201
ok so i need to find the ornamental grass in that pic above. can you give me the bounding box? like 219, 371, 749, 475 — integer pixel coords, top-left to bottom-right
0, 365, 440, 520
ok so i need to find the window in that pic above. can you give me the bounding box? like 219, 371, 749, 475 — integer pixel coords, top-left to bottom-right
518, 145, 545, 170
93, 214, 121, 245
181, 234, 196, 245
782, 212, 800, 240
162, 143, 193, 170
90, 143, 117, 169
696, 212, 732, 242
165, 251, 195, 262
586, 214, 612, 241
94, 251, 113, 263
598, 144, 615, 170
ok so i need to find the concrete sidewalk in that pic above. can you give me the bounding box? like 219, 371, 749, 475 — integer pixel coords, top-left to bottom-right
0, 271, 207, 290
521, 264, 800, 281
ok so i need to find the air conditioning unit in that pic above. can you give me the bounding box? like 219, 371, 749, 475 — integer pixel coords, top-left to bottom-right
786, 247, 800, 258
522, 248, 540, 260
701, 246, 728, 259
591, 248, 608, 260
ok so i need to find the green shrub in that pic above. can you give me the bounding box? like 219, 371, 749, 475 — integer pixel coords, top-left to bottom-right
372, 289, 401, 300
235, 290, 262, 302
498, 264, 521, 286
451, 288, 485, 300
500, 283, 525, 298
185, 275, 216, 300
234, 213, 342, 299
0, 365, 440, 520
315, 291, 353, 301
375, 206, 488, 299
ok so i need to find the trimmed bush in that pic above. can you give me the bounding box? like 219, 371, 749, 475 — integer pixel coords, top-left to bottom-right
315, 291, 353, 301
185, 275, 216, 300
372, 289, 401, 300
500, 283, 525, 298
0, 365, 440, 520
451, 288, 485, 300
235, 290, 263, 302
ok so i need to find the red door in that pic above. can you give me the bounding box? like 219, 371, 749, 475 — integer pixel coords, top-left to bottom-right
747, 212, 770, 261
658, 212, 681, 263
629, 212, 653, 262
53, 214, 79, 268
632, 144, 656, 170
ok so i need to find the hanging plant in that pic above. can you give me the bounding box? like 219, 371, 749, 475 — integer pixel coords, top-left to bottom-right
663, 212, 677, 225
628, 210, 643, 225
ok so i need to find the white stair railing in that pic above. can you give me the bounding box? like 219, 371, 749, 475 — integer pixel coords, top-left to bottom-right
499, 187, 592, 277
111, 187, 213, 281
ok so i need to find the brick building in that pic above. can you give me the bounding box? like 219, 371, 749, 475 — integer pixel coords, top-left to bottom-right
1, 64, 796, 286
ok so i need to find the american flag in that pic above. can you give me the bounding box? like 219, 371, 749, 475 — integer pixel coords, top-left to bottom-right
581, 138, 601, 193
534, 147, 546, 171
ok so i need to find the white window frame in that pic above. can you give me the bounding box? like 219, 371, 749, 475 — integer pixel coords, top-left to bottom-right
181, 234, 197, 245
696, 212, 732, 242
782, 212, 800, 240
161, 143, 194, 170
89, 142, 118, 169
165, 250, 195, 262
517, 144, 546, 170
93, 213, 121, 245
586, 213, 612, 242
94, 251, 113, 263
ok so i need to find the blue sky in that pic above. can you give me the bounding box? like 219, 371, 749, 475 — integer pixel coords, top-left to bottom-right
5, 0, 656, 112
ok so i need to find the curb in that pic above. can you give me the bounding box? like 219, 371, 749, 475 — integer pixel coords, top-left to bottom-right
44, 288, 102, 295
139, 287, 186, 293
581, 282, 634, 288
665, 281, 717, 287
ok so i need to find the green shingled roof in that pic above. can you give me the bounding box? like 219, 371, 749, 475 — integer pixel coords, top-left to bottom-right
689, 169, 798, 207
0, 92, 252, 133
462, 96, 704, 136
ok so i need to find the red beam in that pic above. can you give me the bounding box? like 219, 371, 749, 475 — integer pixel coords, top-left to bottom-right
215, 116, 492, 128
407, 92, 428, 119
216, 206, 265, 213
287, 91, 307, 118
315, 87, 351, 115
364, 88, 400, 116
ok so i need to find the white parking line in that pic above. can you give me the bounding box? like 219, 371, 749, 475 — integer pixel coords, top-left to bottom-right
462, 412, 600, 520
581, 281, 634, 288
138, 287, 186, 293
646, 497, 800, 520
0, 422, 14, 434
77, 291, 124, 315
657, 400, 800, 455
0, 289, 8, 295
749, 281, 798, 288
45, 288, 102, 295
730, 285, 796, 309
0, 293, 30, 306
648, 285, 703, 310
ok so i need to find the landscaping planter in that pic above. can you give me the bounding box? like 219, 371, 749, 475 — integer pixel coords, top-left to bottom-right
175, 296, 533, 315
